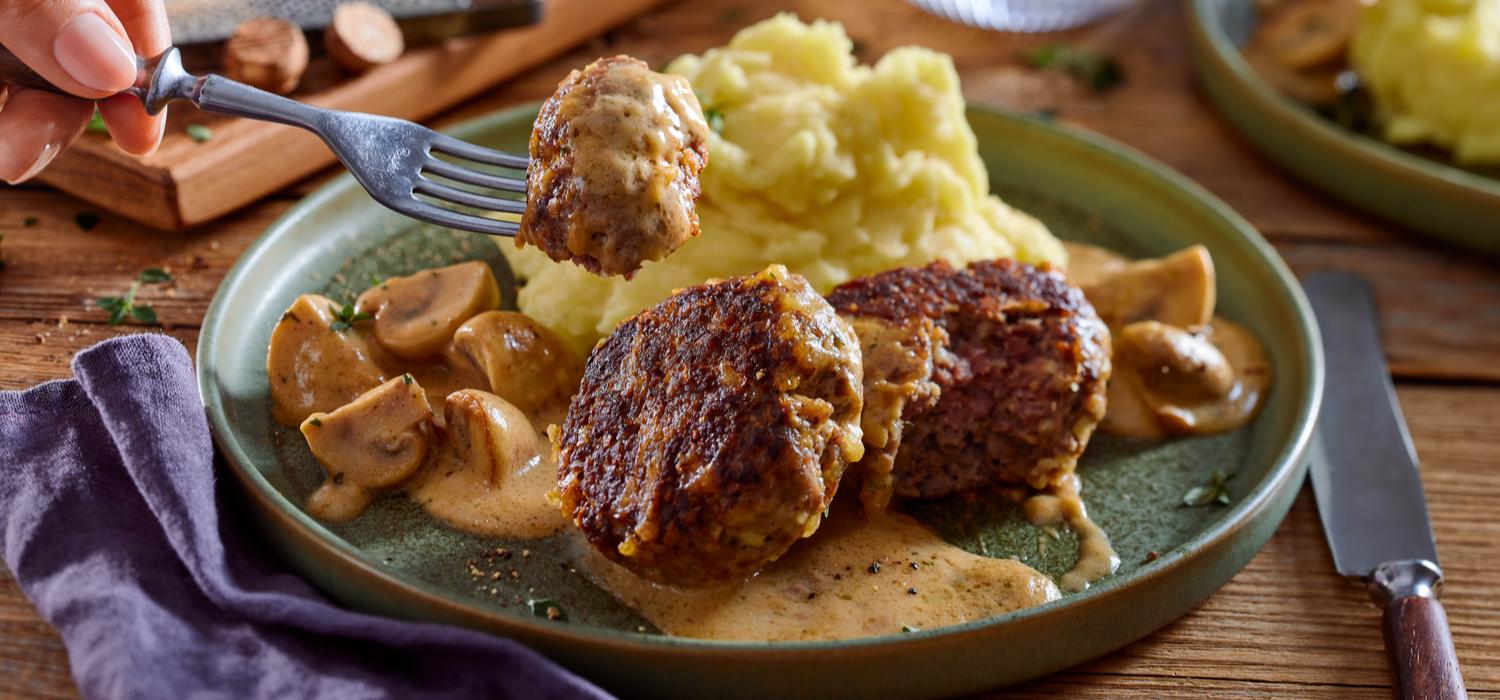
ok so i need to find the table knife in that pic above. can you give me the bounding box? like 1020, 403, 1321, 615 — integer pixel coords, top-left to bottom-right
1304, 271, 1466, 700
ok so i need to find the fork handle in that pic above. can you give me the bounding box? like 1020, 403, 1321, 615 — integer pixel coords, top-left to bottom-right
0, 45, 97, 94
1, 45, 322, 131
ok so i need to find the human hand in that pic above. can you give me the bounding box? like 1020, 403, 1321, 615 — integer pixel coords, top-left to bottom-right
0, 0, 170, 184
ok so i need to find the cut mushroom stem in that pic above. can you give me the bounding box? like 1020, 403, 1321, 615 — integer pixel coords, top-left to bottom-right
301, 375, 434, 522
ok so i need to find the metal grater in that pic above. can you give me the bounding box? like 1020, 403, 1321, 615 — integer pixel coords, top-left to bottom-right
166, 0, 543, 46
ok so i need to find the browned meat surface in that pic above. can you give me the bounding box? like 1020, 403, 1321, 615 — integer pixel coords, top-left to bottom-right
827, 259, 1111, 500
554, 265, 864, 586
521, 55, 710, 278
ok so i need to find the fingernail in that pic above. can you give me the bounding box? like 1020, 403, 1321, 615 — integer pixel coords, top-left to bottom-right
2, 140, 62, 185
53, 14, 137, 93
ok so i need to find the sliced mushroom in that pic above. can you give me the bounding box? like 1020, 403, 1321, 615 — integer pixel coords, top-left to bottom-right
356, 261, 502, 360
1254, 0, 1360, 71
1061, 241, 1129, 288
434, 389, 542, 488
1102, 319, 1271, 439
442, 311, 584, 424
406, 389, 565, 539
267, 293, 389, 425
1081, 245, 1215, 330
301, 375, 434, 522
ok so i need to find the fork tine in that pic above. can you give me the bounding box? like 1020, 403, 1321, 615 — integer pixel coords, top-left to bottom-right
423, 157, 526, 193
414, 179, 527, 214
428, 132, 529, 169
387, 196, 521, 237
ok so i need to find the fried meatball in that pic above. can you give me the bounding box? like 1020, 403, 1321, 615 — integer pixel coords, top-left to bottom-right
522, 55, 711, 278
827, 259, 1110, 501
554, 265, 864, 587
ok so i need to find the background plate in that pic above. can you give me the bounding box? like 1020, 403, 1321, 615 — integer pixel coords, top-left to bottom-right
1188, 0, 1500, 255
198, 104, 1322, 699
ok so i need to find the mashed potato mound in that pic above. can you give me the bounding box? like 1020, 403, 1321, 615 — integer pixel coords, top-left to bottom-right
1351, 0, 1500, 164
505, 14, 1064, 351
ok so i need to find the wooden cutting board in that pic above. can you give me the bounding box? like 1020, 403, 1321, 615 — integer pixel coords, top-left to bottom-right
35, 0, 666, 231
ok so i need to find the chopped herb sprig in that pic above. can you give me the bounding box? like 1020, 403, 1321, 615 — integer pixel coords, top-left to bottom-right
528, 598, 567, 621
97, 282, 156, 326
1183, 470, 1235, 507
138, 267, 173, 284
1024, 43, 1123, 93
329, 303, 373, 332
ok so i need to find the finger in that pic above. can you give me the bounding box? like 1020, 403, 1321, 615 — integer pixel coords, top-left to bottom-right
0, 88, 92, 184
97, 0, 171, 155
0, 0, 138, 99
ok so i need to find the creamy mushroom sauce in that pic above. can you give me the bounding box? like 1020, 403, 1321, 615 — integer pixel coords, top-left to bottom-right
1063, 242, 1271, 440
272, 259, 1136, 641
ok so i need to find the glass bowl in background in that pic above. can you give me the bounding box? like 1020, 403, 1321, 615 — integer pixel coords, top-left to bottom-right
910, 0, 1135, 31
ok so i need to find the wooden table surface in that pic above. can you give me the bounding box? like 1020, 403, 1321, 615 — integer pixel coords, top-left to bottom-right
2, 0, 1497, 697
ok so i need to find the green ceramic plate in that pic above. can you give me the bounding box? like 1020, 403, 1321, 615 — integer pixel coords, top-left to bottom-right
1188, 0, 1500, 254
198, 104, 1322, 699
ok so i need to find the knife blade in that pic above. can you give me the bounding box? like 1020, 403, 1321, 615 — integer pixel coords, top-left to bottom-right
1303, 270, 1466, 700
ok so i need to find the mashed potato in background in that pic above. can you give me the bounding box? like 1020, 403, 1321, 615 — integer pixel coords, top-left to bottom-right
505, 14, 1064, 352
1351, 0, 1500, 164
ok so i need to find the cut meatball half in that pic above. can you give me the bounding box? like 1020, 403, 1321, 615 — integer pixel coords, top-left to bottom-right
522, 55, 711, 278
554, 265, 864, 587
827, 259, 1111, 501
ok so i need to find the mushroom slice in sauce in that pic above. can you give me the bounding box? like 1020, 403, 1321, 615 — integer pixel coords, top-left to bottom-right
267, 293, 388, 425
407, 389, 566, 539
1078, 245, 1216, 330
356, 261, 501, 360
442, 311, 584, 426
1103, 319, 1271, 440
301, 375, 434, 522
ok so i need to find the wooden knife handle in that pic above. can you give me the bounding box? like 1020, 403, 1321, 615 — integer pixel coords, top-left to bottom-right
1383, 595, 1466, 700
1372, 558, 1467, 700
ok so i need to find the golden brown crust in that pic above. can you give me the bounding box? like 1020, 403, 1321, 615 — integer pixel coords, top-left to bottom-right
828, 259, 1111, 499
522, 56, 710, 278
554, 266, 863, 586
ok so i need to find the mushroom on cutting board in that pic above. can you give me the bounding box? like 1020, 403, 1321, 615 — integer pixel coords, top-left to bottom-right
267, 293, 388, 425
301, 375, 434, 522
1079, 245, 1216, 330
443, 311, 584, 424
356, 261, 501, 360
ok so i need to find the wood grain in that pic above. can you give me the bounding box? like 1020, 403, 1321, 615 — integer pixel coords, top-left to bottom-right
3, 0, 1499, 697
30, 0, 669, 231
1383, 596, 1467, 700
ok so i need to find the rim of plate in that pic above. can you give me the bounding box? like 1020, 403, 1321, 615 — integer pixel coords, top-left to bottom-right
1187, 0, 1500, 203
198, 102, 1324, 656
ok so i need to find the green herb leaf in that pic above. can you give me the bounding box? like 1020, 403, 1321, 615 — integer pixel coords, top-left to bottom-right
185, 124, 213, 143
901, 625, 920, 634
1183, 470, 1235, 507
368, 274, 383, 287
402, 373, 414, 385
23, 217, 38, 227
96, 281, 157, 326
1024, 43, 1123, 94
704, 107, 725, 134
329, 303, 371, 332
87, 110, 108, 134
138, 267, 173, 284
528, 598, 567, 621
308, 417, 323, 427
75, 213, 100, 231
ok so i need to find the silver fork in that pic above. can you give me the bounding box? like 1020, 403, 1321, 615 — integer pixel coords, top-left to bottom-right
0, 47, 524, 236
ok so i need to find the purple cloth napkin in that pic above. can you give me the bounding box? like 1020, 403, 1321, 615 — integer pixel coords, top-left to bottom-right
0, 334, 611, 700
